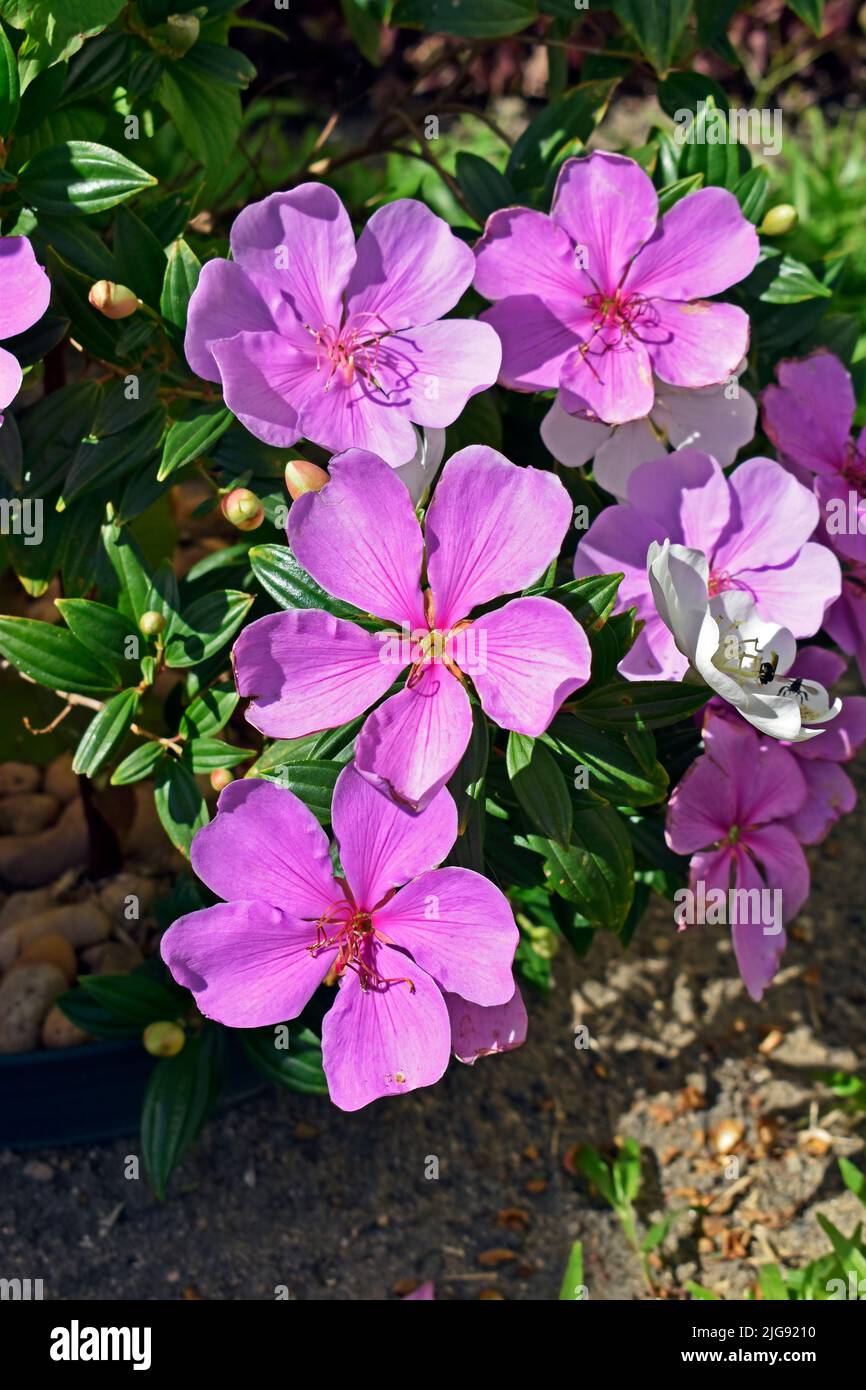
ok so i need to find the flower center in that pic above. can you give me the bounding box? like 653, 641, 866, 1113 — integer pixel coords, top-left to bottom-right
585, 289, 651, 342
305, 313, 392, 394
708, 569, 736, 597
308, 901, 414, 993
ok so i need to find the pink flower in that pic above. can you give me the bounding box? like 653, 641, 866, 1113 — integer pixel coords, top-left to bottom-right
778, 645, 866, 845
161, 765, 520, 1111
473, 151, 759, 426
666, 713, 809, 1001
574, 450, 840, 680
184, 184, 501, 465
234, 446, 592, 809
0, 237, 50, 426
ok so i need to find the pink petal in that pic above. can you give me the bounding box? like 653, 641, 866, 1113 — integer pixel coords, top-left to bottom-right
560, 332, 655, 426
229, 183, 357, 332
618, 620, 687, 681
345, 199, 475, 331
644, 299, 750, 391
551, 152, 659, 291
625, 187, 759, 300
161, 901, 335, 1028
375, 867, 518, 1006
653, 377, 757, 466
479, 296, 591, 392
446, 988, 528, 1064
540, 397, 613, 469
425, 446, 573, 627
793, 693, 866, 763
627, 449, 731, 556
743, 823, 810, 919
211, 330, 309, 447
762, 351, 854, 475
793, 643, 847, 690
355, 664, 474, 810
402, 1282, 436, 1301
0, 345, 23, 412
473, 206, 591, 306
784, 759, 856, 844
470, 596, 591, 735
321, 940, 451, 1110
190, 777, 336, 916
331, 763, 457, 909
711, 456, 819, 572
184, 260, 280, 383
665, 752, 736, 853
736, 543, 841, 638
703, 714, 807, 826
233, 608, 397, 739
574, 501, 665, 618
373, 319, 501, 429
0, 236, 51, 339
593, 417, 668, 498
289, 449, 426, 629
297, 367, 419, 466
730, 849, 787, 1002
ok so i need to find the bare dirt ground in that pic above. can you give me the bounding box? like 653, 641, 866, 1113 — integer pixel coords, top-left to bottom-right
1, 759, 864, 1302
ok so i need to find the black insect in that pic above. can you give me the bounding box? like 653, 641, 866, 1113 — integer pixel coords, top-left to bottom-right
778, 677, 805, 699
758, 661, 778, 685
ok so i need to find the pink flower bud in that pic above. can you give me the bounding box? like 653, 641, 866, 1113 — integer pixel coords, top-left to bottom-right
285, 458, 329, 500
88, 280, 139, 320
209, 768, 234, 792
221, 487, 264, 531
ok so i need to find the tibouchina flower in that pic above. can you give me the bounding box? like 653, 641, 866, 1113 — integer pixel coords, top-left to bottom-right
666, 713, 809, 1001
184, 184, 501, 465
763, 350, 866, 564
575, 451, 841, 679
161, 765, 520, 1112
778, 646, 866, 845
541, 369, 757, 499
234, 446, 592, 809
473, 150, 759, 425
0, 237, 51, 426
823, 569, 866, 682
647, 539, 842, 742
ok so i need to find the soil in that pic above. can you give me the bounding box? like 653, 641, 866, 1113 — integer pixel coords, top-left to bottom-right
1, 760, 863, 1303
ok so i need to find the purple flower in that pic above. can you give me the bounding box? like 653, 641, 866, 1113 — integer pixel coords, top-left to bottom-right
161, 765, 520, 1111
666, 713, 809, 1001
574, 450, 841, 679
0, 237, 50, 426
473, 151, 759, 426
234, 446, 592, 809
823, 570, 866, 682
184, 184, 501, 466
778, 645, 866, 845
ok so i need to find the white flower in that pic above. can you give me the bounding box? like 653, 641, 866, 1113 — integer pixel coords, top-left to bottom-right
542, 369, 757, 500
647, 540, 841, 743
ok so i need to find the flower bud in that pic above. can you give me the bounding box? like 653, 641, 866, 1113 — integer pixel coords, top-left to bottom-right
221, 487, 264, 531
759, 204, 798, 237
143, 1020, 185, 1057
285, 458, 329, 500
166, 13, 200, 53
139, 610, 166, 637
88, 280, 139, 320
210, 768, 234, 792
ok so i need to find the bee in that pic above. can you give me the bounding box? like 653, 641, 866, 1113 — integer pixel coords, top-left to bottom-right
758, 653, 779, 685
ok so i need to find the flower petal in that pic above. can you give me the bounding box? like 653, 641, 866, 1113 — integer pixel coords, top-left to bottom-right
652, 377, 757, 466
560, 333, 655, 426
161, 901, 335, 1028
233, 608, 398, 739
355, 663, 474, 810
644, 299, 750, 390
345, 198, 475, 330
0, 344, 23, 412
470, 597, 591, 735
743, 823, 810, 920
711, 456, 819, 572
730, 849, 787, 1003
593, 417, 667, 498
784, 759, 856, 844
375, 867, 518, 1006
473, 206, 591, 305
627, 449, 731, 556
331, 763, 457, 909
762, 350, 854, 475
425, 446, 573, 626
446, 988, 528, 1064
735, 543, 841, 638
0, 236, 51, 339
321, 940, 451, 1110
229, 183, 357, 330
625, 187, 759, 300
540, 397, 613, 469
298, 370, 419, 466
665, 750, 736, 854
190, 777, 336, 915
184, 260, 280, 382
211, 330, 309, 447
373, 319, 501, 428
479, 296, 590, 392
550, 152, 659, 291
703, 714, 807, 826
289, 449, 426, 628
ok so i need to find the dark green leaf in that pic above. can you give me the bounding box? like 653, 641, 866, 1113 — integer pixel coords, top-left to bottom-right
113, 203, 166, 308
0, 615, 119, 695
18, 139, 157, 214
506, 79, 619, 194
546, 716, 669, 807
242, 1024, 328, 1095
158, 405, 232, 482
786, 0, 824, 34
179, 685, 239, 738
153, 756, 209, 855
141, 1029, 221, 1198
0, 17, 20, 137
391, 0, 536, 39
507, 732, 573, 845
111, 740, 166, 785
184, 738, 254, 773
249, 543, 376, 625
162, 589, 252, 669
574, 679, 710, 729
160, 236, 201, 342
254, 761, 339, 824
611, 0, 692, 76
455, 151, 517, 224
73, 687, 139, 776
656, 171, 703, 213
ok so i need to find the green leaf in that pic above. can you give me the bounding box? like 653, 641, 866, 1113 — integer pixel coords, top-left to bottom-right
241, 1024, 328, 1095
340, 0, 383, 65
160, 237, 201, 342
526, 795, 634, 929
572, 1144, 615, 1204
55, 597, 138, 669
611, 0, 692, 76
58, 407, 167, 510
185, 738, 254, 773
657, 71, 729, 119
158, 61, 242, 169
254, 760, 339, 824
448, 703, 489, 836
678, 96, 748, 190
656, 171, 704, 213
839, 1158, 866, 1210
0, 0, 125, 75
391, 0, 536, 39
733, 165, 769, 224
158, 405, 232, 482
153, 756, 209, 856
179, 685, 239, 738
685, 1280, 723, 1300
455, 151, 516, 224
249, 543, 375, 625
786, 0, 824, 34
506, 79, 619, 195
113, 204, 166, 309
73, 687, 139, 776
111, 741, 166, 785
546, 716, 669, 807
0, 17, 20, 137
815, 1214, 866, 1282
695, 0, 739, 61
744, 248, 832, 305
0, 615, 119, 695
162, 590, 253, 669
18, 140, 157, 214
507, 732, 572, 846
528, 573, 623, 629
141, 1029, 221, 1198
101, 519, 154, 622
444, 387, 502, 457
573, 679, 710, 729
558, 1240, 586, 1300
78, 971, 186, 1030
757, 1264, 790, 1300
